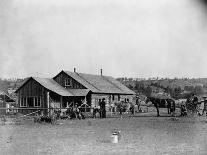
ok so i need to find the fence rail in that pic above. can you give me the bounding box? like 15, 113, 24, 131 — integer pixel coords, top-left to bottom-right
0, 107, 133, 117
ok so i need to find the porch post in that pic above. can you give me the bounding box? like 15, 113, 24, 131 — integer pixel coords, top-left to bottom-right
47, 91, 50, 116
60, 96, 63, 109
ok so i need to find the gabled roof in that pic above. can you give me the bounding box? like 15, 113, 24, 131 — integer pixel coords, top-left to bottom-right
64, 71, 135, 95
15, 77, 90, 97
33, 77, 73, 96
15, 71, 135, 96
15, 77, 73, 96
0, 91, 15, 102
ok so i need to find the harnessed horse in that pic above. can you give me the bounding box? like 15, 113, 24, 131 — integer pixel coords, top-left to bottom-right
146, 97, 176, 117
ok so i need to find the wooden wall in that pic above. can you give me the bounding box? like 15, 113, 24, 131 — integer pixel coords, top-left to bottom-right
17, 78, 47, 115
91, 93, 134, 107
53, 71, 86, 89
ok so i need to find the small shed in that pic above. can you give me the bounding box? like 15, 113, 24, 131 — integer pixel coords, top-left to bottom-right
0, 91, 15, 115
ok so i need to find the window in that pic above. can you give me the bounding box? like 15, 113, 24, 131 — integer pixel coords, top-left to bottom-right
65, 78, 72, 87
20, 98, 27, 107
34, 97, 41, 107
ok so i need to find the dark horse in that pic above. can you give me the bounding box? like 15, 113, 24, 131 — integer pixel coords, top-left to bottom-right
146, 97, 175, 117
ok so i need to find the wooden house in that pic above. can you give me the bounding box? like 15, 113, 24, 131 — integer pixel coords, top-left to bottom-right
0, 91, 15, 115
15, 70, 135, 114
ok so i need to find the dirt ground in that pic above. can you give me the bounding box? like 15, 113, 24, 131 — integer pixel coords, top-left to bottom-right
1, 110, 207, 155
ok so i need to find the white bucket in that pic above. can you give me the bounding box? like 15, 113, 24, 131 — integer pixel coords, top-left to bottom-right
111, 134, 119, 143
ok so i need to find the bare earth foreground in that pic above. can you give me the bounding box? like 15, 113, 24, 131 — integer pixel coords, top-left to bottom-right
1, 113, 207, 155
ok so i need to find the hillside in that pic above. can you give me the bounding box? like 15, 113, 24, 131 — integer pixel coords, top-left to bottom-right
117, 77, 207, 99
0, 78, 25, 94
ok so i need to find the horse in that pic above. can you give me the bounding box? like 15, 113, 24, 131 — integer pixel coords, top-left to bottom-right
146, 97, 176, 117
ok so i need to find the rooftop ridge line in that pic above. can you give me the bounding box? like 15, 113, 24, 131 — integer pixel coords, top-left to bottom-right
74, 72, 102, 92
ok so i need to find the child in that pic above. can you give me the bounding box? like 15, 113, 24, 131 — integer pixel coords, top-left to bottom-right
180, 105, 187, 117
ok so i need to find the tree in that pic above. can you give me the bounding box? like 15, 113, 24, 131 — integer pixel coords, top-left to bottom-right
145, 86, 152, 97
194, 85, 203, 95
127, 84, 133, 90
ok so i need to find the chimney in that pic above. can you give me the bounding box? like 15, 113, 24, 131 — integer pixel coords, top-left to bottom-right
100, 69, 103, 76
74, 68, 76, 73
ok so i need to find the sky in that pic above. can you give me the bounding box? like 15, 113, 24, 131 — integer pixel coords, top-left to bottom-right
0, 0, 207, 79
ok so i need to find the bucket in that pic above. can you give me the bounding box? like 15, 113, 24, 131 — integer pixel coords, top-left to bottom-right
111, 133, 119, 143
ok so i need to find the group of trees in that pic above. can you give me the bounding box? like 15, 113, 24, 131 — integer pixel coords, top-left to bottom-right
0, 78, 24, 93
127, 81, 204, 99
128, 82, 153, 97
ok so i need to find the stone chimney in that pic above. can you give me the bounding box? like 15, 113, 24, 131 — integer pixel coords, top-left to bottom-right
74, 68, 76, 73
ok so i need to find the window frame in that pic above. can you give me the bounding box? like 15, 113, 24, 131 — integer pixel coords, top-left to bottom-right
65, 78, 72, 87
34, 97, 41, 107
20, 97, 27, 107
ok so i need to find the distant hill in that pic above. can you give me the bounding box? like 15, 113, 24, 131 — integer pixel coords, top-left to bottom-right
158, 79, 195, 90
117, 77, 207, 99
118, 78, 206, 89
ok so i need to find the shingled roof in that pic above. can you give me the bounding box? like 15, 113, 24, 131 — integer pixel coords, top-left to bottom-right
0, 91, 15, 102
33, 77, 73, 96
16, 71, 135, 96
64, 71, 135, 95
15, 77, 90, 97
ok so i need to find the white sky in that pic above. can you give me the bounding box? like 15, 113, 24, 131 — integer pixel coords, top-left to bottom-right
0, 0, 207, 79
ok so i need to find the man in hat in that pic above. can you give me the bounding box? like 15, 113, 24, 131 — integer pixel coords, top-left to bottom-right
192, 94, 198, 104
170, 100, 176, 117
202, 96, 207, 116
99, 99, 102, 118
100, 98, 106, 118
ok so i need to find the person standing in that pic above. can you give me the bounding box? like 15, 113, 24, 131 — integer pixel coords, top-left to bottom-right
192, 94, 199, 113
101, 98, 106, 118
99, 99, 102, 119
193, 94, 198, 103
167, 100, 171, 114
136, 97, 141, 112
202, 97, 207, 116
170, 100, 176, 117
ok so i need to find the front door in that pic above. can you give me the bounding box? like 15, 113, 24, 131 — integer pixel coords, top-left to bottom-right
27, 97, 34, 107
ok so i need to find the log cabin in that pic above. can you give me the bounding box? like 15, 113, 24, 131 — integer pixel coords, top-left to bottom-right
15, 69, 135, 115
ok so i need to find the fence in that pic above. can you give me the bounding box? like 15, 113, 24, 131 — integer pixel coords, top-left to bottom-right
0, 107, 93, 115
0, 106, 136, 118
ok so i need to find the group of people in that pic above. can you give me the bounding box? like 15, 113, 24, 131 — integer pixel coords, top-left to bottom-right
192, 94, 207, 116
93, 94, 207, 118
180, 94, 207, 117
92, 98, 135, 118
93, 98, 106, 118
